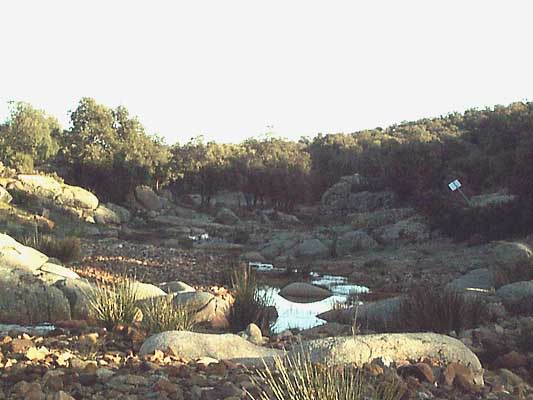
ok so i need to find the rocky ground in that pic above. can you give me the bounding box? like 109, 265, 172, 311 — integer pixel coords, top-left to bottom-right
3, 174, 533, 399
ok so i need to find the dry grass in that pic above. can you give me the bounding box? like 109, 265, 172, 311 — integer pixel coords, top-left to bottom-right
247, 351, 405, 400
139, 295, 196, 335
19, 232, 81, 263
85, 276, 139, 330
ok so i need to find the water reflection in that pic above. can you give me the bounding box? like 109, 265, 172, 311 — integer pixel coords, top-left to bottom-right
258, 274, 369, 333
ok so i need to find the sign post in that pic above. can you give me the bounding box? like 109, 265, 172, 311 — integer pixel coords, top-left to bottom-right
448, 179, 471, 206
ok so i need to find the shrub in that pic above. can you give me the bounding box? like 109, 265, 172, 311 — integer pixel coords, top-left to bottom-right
86, 277, 139, 330
396, 287, 484, 334
139, 295, 196, 335
20, 232, 81, 263
228, 265, 272, 333
247, 351, 405, 400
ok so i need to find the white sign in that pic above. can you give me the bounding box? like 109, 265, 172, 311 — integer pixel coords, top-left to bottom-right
448, 179, 462, 191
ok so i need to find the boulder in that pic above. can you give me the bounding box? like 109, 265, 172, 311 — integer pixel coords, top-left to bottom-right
93, 205, 122, 225
319, 296, 402, 330
496, 281, 533, 313
321, 174, 364, 208
53, 278, 94, 320
336, 230, 378, 256
39, 263, 81, 280
105, 202, 131, 223
133, 282, 167, 301
346, 191, 396, 213
377, 217, 429, 244
245, 323, 264, 345
240, 251, 266, 263
139, 331, 281, 362
279, 282, 331, 300
57, 185, 99, 210
259, 233, 300, 260
0, 233, 48, 272
447, 269, 495, 292
0, 274, 71, 324
0, 186, 12, 204
295, 238, 330, 258
294, 332, 483, 385
173, 291, 230, 328
134, 186, 163, 211
490, 241, 532, 267
159, 281, 196, 294
214, 208, 241, 225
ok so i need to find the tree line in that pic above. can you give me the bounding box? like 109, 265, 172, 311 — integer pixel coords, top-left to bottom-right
2, 98, 533, 217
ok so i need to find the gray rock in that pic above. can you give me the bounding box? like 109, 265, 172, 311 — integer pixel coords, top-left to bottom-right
447, 269, 495, 292
293, 332, 483, 385
245, 323, 263, 345
490, 241, 532, 267
159, 281, 196, 294
133, 282, 167, 301
173, 291, 230, 328
496, 281, 533, 310
105, 202, 131, 223
377, 217, 429, 244
346, 191, 396, 213
0, 275, 71, 324
0, 186, 12, 204
279, 282, 332, 300
93, 205, 121, 225
214, 208, 241, 225
139, 331, 281, 363
39, 263, 81, 280
321, 174, 364, 208
134, 185, 163, 211
319, 296, 402, 331
259, 233, 300, 260
57, 185, 99, 210
0, 233, 48, 272
53, 278, 94, 320
336, 230, 378, 256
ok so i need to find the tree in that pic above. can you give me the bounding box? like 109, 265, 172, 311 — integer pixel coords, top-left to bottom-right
0, 101, 60, 171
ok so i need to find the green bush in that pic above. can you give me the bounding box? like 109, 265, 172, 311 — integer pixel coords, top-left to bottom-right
228, 265, 272, 333
139, 295, 196, 335
396, 287, 484, 334
19, 233, 81, 263
248, 351, 405, 400
86, 277, 139, 330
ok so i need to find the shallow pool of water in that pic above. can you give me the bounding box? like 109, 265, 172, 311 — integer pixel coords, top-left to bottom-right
257, 274, 369, 333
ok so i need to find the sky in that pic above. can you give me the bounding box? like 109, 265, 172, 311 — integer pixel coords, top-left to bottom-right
1, 0, 532, 144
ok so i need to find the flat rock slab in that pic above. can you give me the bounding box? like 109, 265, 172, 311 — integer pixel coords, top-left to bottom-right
279, 282, 332, 300
292, 332, 483, 385
139, 331, 281, 364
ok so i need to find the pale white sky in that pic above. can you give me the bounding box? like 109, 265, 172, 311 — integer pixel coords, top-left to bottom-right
1, 0, 532, 144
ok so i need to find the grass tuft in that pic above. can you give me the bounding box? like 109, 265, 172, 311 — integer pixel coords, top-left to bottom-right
396, 287, 484, 334
139, 295, 196, 335
247, 351, 404, 400
85, 276, 139, 330
228, 264, 273, 333
20, 232, 81, 263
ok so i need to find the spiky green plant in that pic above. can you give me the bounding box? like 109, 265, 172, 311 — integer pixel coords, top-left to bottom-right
139, 295, 196, 334
247, 351, 405, 400
228, 264, 272, 333
86, 277, 139, 330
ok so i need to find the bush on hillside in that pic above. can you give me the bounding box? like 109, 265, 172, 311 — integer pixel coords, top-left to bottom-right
19, 233, 81, 263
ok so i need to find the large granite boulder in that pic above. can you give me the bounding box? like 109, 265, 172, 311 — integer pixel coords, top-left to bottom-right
0, 233, 48, 272
134, 185, 163, 211
321, 174, 364, 208
490, 241, 532, 267
93, 205, 122, 225
105, 202, 131, 223
496, 281, 533, 313
293, 332, 483, 385
53, 278, 94, 320
7, 174, 99, 211
447, 269, 495, 292
173, 291, 231, 328
346, 191, 396, 213
139, 331, 281, 362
